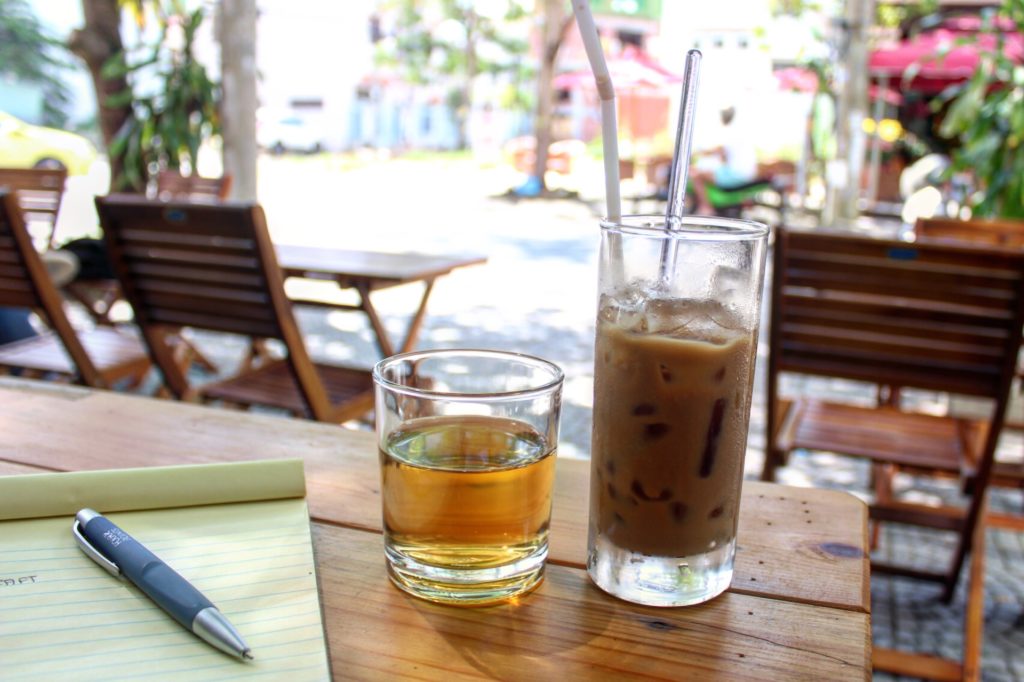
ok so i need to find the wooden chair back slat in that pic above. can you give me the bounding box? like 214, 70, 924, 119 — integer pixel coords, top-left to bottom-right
118, 228, 254, 249
0, 167, 67, 248
784, 252, 1020, 308
140, 292, 272, 324
916, 216, 1024, 249
783, 296, 1015, 338
100, 201, 255, 239
120, 245, 261, 269
773, 230, 1024, 399
146, 309, 281, 338
130, 279, 270, 305
155, 170, 232, 201
126, 262, 266, 289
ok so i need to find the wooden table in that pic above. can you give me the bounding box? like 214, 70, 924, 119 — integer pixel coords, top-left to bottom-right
276, 245, 487, 358
0, 378, 871, 680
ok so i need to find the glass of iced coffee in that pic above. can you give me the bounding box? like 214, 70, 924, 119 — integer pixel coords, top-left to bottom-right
587, 215, 768, 607
373, 349, 563, 606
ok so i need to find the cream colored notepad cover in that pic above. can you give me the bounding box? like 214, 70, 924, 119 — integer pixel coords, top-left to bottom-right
0, 459, 330, 681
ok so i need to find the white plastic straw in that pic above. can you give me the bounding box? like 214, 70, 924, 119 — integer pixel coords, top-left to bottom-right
665, 50, 703, 223
572, 1, 621, 222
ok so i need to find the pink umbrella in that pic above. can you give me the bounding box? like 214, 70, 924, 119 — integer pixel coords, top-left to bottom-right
774, 66, 820, 92
773, 65, 903, 104
869, 27, 1024, 94
554, 46, 681, 91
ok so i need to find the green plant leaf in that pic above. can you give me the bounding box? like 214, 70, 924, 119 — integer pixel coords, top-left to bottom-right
103, 88, 136, 108
100, 54, 130, 79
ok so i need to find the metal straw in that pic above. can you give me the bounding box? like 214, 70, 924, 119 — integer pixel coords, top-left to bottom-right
665, 50, 703, 225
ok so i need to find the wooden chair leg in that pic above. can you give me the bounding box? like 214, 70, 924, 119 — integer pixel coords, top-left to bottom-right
961, 520, 986, 682
760, 448, 783, 482
871, 463, 897, 551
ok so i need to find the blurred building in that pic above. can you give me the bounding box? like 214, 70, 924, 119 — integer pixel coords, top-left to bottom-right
256, 0, 376, 152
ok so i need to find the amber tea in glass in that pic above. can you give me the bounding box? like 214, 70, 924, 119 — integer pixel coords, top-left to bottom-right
374, 349, 563, 606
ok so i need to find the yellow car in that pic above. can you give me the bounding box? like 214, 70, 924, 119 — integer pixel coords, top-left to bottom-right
0, 111, 98, 175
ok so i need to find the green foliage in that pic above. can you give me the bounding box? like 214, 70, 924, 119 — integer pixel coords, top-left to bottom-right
106, 2, 219, 192
374, 0, 530, 89
875, 0, 939, 30
0, 0, 72, 127
939, 1, 1024, 218
380, 0, 532, 76
770, 0, 821, 18
373, 0, 531, 148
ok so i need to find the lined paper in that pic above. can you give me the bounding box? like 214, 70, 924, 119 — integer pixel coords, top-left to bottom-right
0, 461, 330, 681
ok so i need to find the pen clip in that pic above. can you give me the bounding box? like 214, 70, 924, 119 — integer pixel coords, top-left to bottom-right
72, 519, 123, 579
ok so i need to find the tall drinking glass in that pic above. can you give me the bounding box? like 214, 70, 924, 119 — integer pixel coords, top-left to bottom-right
374, 349, 563, 606
587, 215, 768, 606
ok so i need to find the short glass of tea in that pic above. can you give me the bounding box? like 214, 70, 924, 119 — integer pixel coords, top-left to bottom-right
373, 349, 563, 606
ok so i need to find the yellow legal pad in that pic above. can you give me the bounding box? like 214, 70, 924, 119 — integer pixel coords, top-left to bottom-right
0, 459, 330, 681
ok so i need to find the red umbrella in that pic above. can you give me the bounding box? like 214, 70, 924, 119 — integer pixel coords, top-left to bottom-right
869, 27, 1024, 94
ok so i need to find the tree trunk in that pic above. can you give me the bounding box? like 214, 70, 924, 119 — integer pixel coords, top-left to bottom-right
531, 1, 570, 191
824, 0, 875, 224
217, 0, 258, 200
68, 0, 132, 188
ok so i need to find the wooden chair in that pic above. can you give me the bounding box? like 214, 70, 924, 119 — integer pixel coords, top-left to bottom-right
0, 190, 150, 388
915, 216, 1024, 249
154, 170, 232, 201
762, 227, 1024, 601
0, 167, 67, 248
94, 194, 374, 423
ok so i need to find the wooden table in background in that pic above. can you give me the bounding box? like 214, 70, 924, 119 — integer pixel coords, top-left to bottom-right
0, 378, 871, 680
275, 245, 487, 358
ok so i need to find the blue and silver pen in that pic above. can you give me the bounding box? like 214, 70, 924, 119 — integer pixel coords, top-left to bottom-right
72, 508, 253, 660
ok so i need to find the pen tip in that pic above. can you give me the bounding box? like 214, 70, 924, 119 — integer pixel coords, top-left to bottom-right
243, 650, 254, 661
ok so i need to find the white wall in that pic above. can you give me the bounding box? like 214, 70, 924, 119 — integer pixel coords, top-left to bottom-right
257, 0, 376, 150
